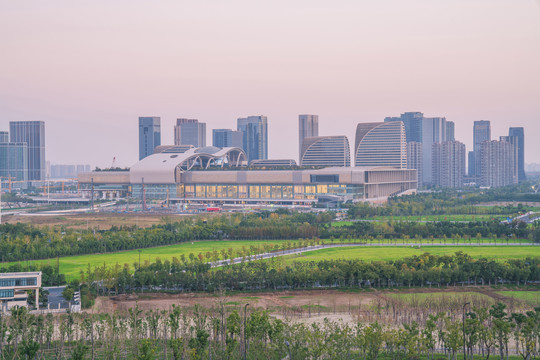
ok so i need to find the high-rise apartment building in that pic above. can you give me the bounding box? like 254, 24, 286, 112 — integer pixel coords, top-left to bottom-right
298, 115, 319, 161
138, 117, 161, 160
508, 127, 526, 182
480, 137, 517, 188
407, 142, 423, 188
237, 116, 268, 162
0, 132, 8, 143
9, 121, 45, 181
354, 122, 407, 168
471, 120, 491, 177
421, 117, 447, 185
432, 141, 466, 188
212, 129, 243, 148
174, 119, 206, 147
446, 121, 455, 141
300, 136, 351, 167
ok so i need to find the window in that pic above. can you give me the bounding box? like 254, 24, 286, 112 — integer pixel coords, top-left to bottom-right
0, 289, 14, 298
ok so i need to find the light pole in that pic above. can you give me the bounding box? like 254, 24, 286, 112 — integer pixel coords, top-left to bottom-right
463, 302, 470, 360
244, 303, 250, 360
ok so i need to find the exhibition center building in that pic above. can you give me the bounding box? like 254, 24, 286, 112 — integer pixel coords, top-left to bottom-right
78, 146, 417, 205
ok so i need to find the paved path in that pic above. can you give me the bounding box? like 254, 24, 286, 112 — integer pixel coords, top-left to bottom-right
211, 242, 539, 267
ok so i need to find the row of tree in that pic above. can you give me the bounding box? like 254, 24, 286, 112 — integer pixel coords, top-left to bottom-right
1, 208, 538, 263
77, 252, 539, 294
0, 302, 538, 360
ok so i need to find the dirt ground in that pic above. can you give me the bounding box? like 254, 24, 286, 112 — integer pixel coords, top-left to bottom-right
3, 213, 187, 229
94, 287, 530, 314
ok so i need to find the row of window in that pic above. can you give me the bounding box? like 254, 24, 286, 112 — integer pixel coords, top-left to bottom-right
0, 289, 14, 298
0, 277, 37, 287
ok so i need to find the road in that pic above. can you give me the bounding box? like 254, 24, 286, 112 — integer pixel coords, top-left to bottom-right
210, 242, 539, 267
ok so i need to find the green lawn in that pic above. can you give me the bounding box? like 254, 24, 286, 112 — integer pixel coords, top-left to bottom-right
333, 214, 508, 224
4, 240, 291, 280
3, 241, 538, 281
496, 291, 540, 306
279, 246, 540, 263
385, 292, 495, 306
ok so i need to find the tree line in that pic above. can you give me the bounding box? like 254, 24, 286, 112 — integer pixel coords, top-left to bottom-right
1, 301, 538, 359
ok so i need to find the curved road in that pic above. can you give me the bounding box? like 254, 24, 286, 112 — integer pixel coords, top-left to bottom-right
211, 242, 539, 267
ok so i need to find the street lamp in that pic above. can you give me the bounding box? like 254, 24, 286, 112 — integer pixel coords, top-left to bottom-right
463, 302, 470, 360
244, 303, 250, 360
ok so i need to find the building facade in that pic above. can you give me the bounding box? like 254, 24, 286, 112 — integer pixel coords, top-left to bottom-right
446, 121, 455, 141
481, 137, 518, 188
421, 117, 447, 185
175, 119, 206, 147
298, 114, 319, 161
0, 142, 28, 183
508, 127, 526, 182
354, 122, 407, 169
407, 141, 423, 188
212, 129, 243, 148
9, 121, 45, 181
0, 131, 8, 143
300, 136, 351, 167
138, 117, 161, 160
0, 272, 41, 312
432, 141, 466, 188
384, 112, 423, 143
237, 116, 268, 162
471, 120, 491, 177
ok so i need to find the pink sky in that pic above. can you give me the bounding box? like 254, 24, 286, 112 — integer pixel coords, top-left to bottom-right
1, 0, 539, 168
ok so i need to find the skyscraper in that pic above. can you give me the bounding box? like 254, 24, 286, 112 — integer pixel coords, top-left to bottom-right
174, 119, 206, 147
471, 120, 491, 177
0, 142, 28, 183
237, 116, 268, 162
481, 137, 517, 188
212, 129, 243, 148
421, 117, 447, 185
0, 131, 8, 143
384, 112, 423, 143
407, 142, 423, 188
354, 122, 407, 168
9, 121, 45, 180
138, 117, 161, 160
432, 141, 466, 188
300, 136, 351, 167
508, 127, 526, 182
298, 115, 319, 161
446, 121, 455, 141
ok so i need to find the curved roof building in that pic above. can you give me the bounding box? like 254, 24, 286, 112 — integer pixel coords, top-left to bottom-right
354, 122, 407, 168
130, 146, 247, 184
300, 136, 351, 167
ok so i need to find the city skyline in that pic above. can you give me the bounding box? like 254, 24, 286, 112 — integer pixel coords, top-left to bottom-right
1, 1, 538, 167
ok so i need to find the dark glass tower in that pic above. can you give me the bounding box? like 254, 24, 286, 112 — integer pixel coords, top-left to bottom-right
9, 121, 45, 180
237, 116, 268, 162
139, 117, 161, 160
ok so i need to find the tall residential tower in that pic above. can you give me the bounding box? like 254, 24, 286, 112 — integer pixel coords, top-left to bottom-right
298, 115, 319, 161
9, 121, 45, 180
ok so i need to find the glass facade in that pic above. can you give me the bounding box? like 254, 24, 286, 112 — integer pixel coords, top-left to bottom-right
9, 121, 45, 181
0, 277, 37, 287
0, 289, 14, 298
139, 117, 161, 160
133, 183, 363, 201
0, 142, 28, 182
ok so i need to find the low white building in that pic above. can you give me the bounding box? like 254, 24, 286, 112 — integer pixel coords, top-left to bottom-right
0, 272, 42, 312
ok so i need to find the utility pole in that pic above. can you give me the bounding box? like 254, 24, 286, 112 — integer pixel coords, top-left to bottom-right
90, 178, 94, 212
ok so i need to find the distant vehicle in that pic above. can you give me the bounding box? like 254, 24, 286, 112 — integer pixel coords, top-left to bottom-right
206, 207, 221, 212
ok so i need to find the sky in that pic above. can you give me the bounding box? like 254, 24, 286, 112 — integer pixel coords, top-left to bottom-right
1, 0, 539, 168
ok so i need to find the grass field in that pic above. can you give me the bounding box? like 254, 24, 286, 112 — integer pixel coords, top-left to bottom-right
496, 291, 540, 306
4, 240, 291, 280
279, 245, 539, 263
385, 292, 495, 306
333, 214, 508, 224
3, 240, 538, 281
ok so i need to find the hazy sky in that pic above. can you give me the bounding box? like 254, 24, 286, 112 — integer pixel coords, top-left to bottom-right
1, 0, 539, 168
